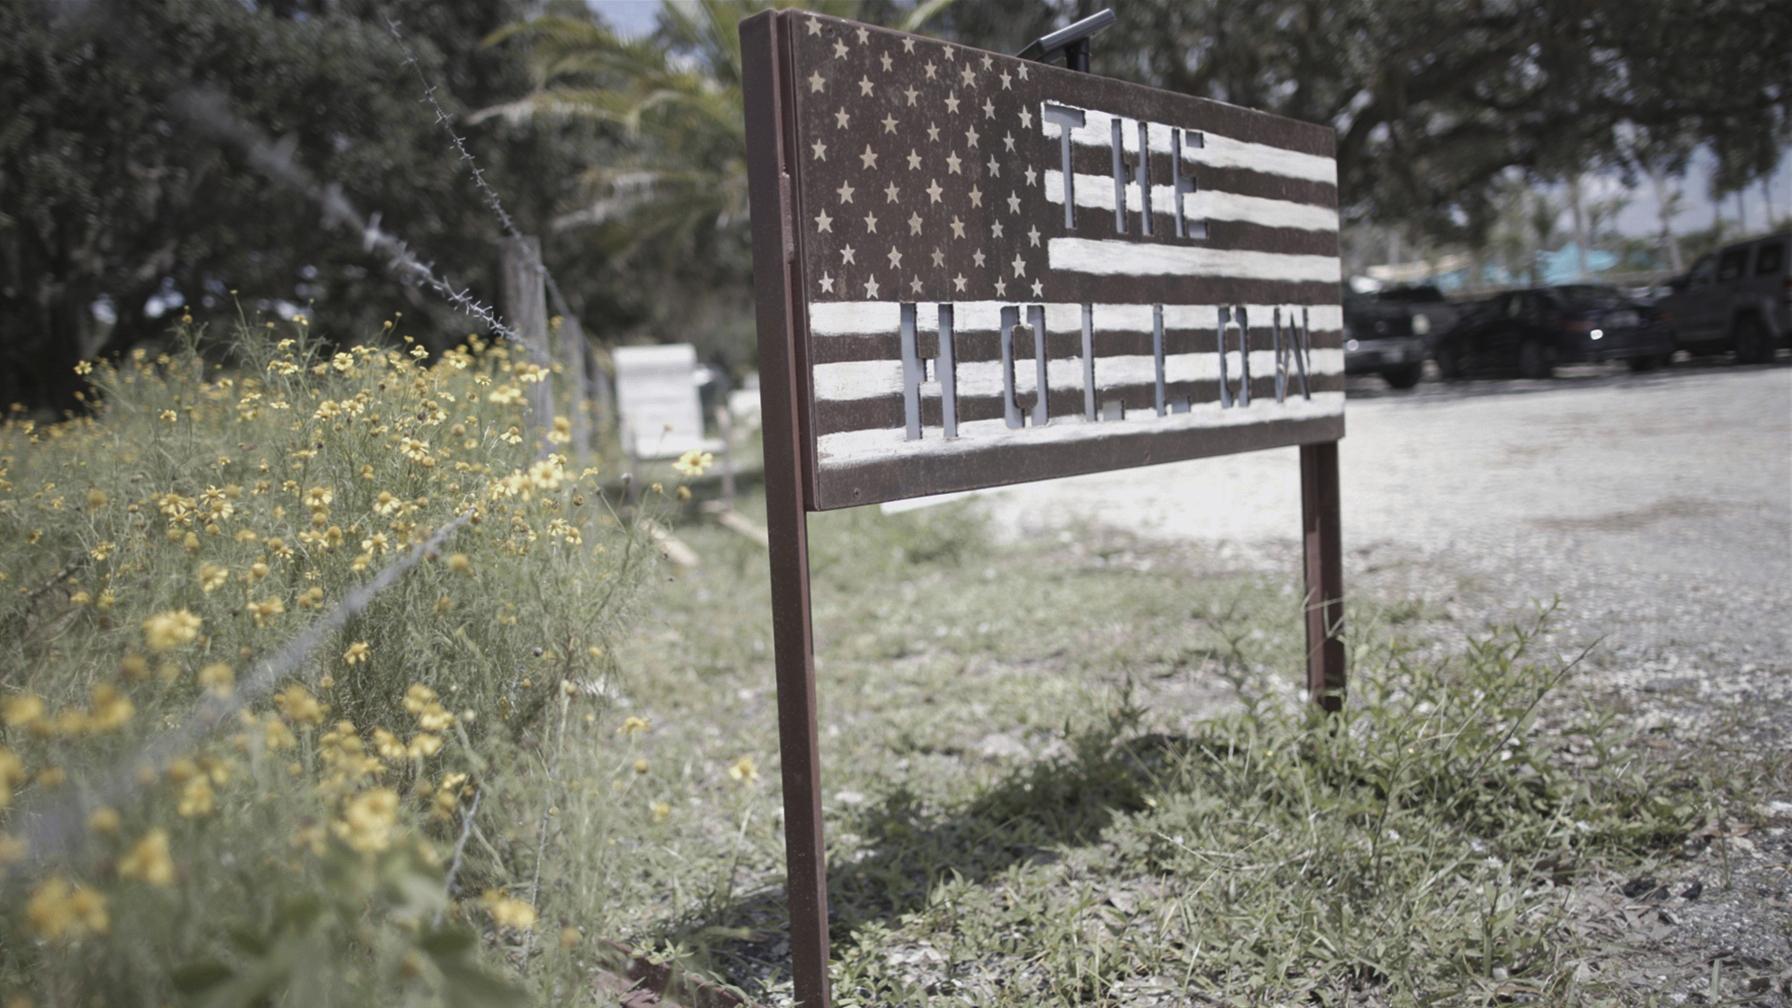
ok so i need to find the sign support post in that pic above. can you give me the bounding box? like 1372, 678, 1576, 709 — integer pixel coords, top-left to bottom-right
742, 10, 1347, 1004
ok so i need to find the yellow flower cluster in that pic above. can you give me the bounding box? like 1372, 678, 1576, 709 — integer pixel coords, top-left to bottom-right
480, 889, 536, 930
142, 609, 201, 651
26, 875, 108, 939
332, 787, 400, 853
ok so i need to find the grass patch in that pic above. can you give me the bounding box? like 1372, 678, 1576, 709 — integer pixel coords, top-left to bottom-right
603, 504, 1740, 1006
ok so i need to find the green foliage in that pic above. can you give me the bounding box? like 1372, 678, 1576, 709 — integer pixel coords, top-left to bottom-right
0, 325, 663, 1006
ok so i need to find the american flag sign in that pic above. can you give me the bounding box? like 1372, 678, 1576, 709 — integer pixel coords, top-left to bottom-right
753, 11, 1344, 510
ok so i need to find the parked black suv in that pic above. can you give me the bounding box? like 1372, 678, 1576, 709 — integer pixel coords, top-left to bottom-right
1342, 288, 1439, 389
1432, 285, 1674, 379
1657, 233, 1790, 364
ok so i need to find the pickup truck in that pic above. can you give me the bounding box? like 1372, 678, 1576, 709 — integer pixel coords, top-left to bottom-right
1657, 233, 1790, 364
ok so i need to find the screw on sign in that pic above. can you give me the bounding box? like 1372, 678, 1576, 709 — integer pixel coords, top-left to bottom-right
742, 10, 1345, 1006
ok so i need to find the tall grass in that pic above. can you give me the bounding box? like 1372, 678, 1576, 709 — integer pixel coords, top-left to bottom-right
0, 323, 672, 1006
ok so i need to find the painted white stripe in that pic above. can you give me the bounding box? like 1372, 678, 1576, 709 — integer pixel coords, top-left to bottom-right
1049, 239, 1342, 283
1040, 103, 1336, 184
1044, 171, 1339, 232
816, 391, 1346, 466
811, 348, 1345, 402
809, 301, 1345, 336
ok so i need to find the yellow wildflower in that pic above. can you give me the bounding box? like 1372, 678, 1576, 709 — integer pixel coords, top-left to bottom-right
0, 747, 25, 806
651, 801, 671, 822
0, 832, 26, 863
74, 360, 94, 375
118, 829, 175, 887
634, 758, 650, 774
447, 553, 472, 574
177, 777, 214, 817
197, 663, 234, 696
87, 807, 121, 835
85, 488, 105, 508
374, 491, 401, 516
3, 694, 44, 728
302, 486, 333, 511
197, 563, 229, 592
372, 728, 407, 762
673, 450, 714, 478
262, 718, 296, 751
274, 684, 324, 726
142, 609, 202, 651
617, 716, 651, 738
343, 641, 370, 665
402, 684, 438, 716
27, 875, 108, 939
727, 755, 759, 784
296, 586, 324, 609
333, 788, 400, 853
118, 654, 148, 681
86, 683, 134, 731
247, 596, 284, 627
480, 890, 536, 930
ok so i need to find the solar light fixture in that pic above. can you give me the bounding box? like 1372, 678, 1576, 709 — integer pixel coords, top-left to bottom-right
1016, 8, 1116, 73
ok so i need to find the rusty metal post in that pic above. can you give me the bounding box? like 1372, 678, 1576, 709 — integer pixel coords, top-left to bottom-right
742, 12, 832, 1007
1300, 440, 1346, 710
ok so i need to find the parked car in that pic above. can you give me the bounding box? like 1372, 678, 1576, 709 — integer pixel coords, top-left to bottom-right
1342, 288, 1439, 389
1431, 285, 1674, 380
1657, 232, 1790, 364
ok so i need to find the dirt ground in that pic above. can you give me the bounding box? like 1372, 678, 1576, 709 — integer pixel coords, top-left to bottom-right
938, 355, 1792, 1003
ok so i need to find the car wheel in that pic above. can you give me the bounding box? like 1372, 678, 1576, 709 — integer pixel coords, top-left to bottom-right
1626, 354, 1661, 372
1518, 339, 1553, 379
1434, 342, 1464, 380
1732, 315, 1770, 364
1381, 363, 1422, 389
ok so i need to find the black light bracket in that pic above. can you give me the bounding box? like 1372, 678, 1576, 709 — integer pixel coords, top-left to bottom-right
1017, 9, 1115, 73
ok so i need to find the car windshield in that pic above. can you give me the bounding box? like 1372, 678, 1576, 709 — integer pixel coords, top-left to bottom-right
1549, 285, 1626, 310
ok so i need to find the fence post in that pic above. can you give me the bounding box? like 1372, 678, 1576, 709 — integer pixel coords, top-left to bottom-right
498, 235, 554, 457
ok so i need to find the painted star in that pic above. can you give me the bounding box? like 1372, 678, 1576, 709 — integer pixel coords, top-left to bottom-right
994, 277, 1007, 297
806, 17, 821, 35
814, 209, 833, 232
841, 245, 856, 264
811, 139, 827, 160
901, 37, 915, 53
959, 65, 976, 86
945, 151, 962, 174
943, 45, 955, 60
859, 76, 874, 97
880, 51, 893, 72
904, 86, 919, 106
953, 273, 968, 292
855, 25, 869, 44
1003, 131, 1016, 152
1011, 254, 1026, 277
999, 69, 1012, 89
882, 113, 898, 133
1028, 225, 1041, 247
926, 179, 944, 202
887, 246, 903, 268
864, 275, 880, 298
863, 212, 878, 233
968, 185, 983, 208
1024, 165, 1037, 186
859, 145, 879, 169
834, 107, 850, 128
808, 71, 825, 93
990, 220, 1004, 238
931, 247, 946, 267
944, 92, 960, 114
927, 122, 941, 142
1016, 64, 1029, 80
965, 125, 980, 147
911, 275, 924, 294
972, 249, 986, 268
884, 182, 900, 202
832, 38, 848, 59
981, 53, 994, 70
949, 215, 966, 238
837, 180, 855, 203
1032, 279, 1044, 298
923, 60, 937, 80
906, 148, 922, 170
986, 155, 1000, 177
908, 212, 923, 234
1006, 191, 1022, 213
819, 271, 834, 292
1019, 106, 1033, 130
983, 98, 996, 119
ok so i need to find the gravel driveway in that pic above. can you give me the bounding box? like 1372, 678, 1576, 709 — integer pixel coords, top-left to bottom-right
927, 356, 1792, 1001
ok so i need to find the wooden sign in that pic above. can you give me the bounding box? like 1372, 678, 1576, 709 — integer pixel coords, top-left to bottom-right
742, 12, 1345, 1007
750, 10, 1343, 510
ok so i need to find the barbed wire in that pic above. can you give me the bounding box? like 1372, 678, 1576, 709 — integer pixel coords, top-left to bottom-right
168, 87, 549, 370
14, 509, 474, 879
